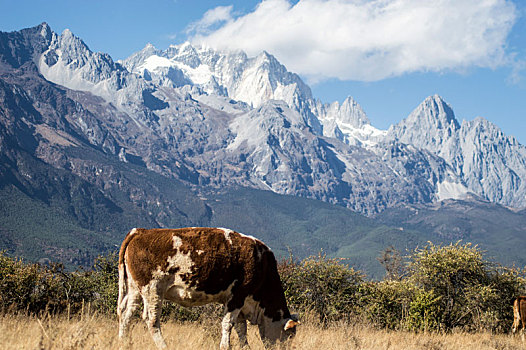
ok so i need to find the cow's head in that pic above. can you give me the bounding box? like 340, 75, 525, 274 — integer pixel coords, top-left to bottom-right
259, 314, 299, 346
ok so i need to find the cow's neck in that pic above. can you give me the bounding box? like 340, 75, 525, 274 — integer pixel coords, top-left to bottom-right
257, 269, 291, 322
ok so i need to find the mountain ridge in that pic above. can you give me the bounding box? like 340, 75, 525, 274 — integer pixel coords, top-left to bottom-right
388, 95, 526, 207
1, 23, 526, 275
3, 23, 526, 213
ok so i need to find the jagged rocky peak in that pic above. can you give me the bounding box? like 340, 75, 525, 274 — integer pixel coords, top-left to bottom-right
340, 96, 370, 127
316, 96, 385, 147
37, 25, 126, 87
462, 116, 519, 146
401, 94, 459, 132
0, 22, 56, 68
387, 95, 461, 151
253, 50, 284, 74
420, 94, 459, 127
121, 41, 314, 110
458, 116, 526, 207
385, 94, 526, 210
172, 42, 202, 68
26, 24, 159, 113
38, 22, 53, 41
57, 28, 94, 63
120, 43, 160, 72
320, 96, 370, 128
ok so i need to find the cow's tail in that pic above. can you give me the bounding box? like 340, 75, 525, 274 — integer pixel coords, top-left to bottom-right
117, 228, 137, 319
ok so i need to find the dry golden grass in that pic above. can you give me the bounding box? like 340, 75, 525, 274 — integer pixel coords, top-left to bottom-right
1, 313, 525, 350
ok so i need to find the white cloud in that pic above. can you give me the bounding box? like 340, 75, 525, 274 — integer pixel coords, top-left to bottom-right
165, 33, 178, 41
189, 0, 517, 82
186, 5, 234, 35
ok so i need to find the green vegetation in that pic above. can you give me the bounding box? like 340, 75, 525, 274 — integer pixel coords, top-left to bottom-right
1, 241, 524, 333
0, 251, 118, 315
279, 254, 364, 323
1, 180, 418, 277
281, 242, 525, 332
0, 186, 112, 266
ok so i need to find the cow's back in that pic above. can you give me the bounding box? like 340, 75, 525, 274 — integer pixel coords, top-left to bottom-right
123, 227, 270, 298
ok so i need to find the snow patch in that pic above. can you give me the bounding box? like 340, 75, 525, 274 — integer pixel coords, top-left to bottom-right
437, 181, 469, 201
139, 55, 174, 72
227, 113, 267, 150
172, 61, 213, 85
338, 123, 387, 147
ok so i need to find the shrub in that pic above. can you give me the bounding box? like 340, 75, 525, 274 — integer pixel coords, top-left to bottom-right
86, 252, 119, 314
359, 279, 418, 330
279, 253, 364, 323
0, 252, 66, 314
405, 287, 442, 332
407, 242, 525, 332
0, 251, 115, 315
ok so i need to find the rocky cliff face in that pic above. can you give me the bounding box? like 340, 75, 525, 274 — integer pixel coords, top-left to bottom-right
388, 95, 526, 207
1, 23, 525, 217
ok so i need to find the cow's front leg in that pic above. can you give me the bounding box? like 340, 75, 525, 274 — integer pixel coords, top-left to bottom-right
220, 309, 240, 350
234, 319, 249, 348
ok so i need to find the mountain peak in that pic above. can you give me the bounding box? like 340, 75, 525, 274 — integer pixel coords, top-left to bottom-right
320, 96, 370, 128
36, 24, 134, 101
61, 28, 73, 37
58, 27, 91, 53
257, 50, 273, 60
0, 23, 56, 68
461, 116, 511, 144
407, 95, 460, 131
38, 22, 52, 39
386, 95, 461, 159
144, 42, 157, 50
428, 93, 445, 102
340, 96, 370, 127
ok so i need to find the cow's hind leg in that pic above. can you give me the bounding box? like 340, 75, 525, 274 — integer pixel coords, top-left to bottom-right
142, 286, 167, 349
118, 288, 141, 341
221, 309, 241, 350
234, 319, 249, 349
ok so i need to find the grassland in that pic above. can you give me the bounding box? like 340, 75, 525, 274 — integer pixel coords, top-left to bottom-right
1, 313, 524, 350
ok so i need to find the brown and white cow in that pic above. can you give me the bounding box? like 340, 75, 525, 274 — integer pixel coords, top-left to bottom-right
117, 227, 299, 349
513, 296, 526, 339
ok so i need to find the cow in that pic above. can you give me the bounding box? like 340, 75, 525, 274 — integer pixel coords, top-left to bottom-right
513, 296, 526, 339
117, 227, 299, 349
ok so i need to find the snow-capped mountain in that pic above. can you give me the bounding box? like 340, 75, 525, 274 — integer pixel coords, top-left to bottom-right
122, 43, 311, 108
121, 42, 323, 133
37, 25, 143, 106
120, 41, 391, 144
315, 96, 387, 147
2, 23, 525, 216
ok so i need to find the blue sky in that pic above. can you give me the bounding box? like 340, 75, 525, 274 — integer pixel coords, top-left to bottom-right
1, 0, 525, 144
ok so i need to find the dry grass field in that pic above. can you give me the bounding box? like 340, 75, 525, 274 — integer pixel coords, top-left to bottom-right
0, 313, 525, 350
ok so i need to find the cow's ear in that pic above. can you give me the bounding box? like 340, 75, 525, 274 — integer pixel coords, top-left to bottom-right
284, 319, 300, 331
